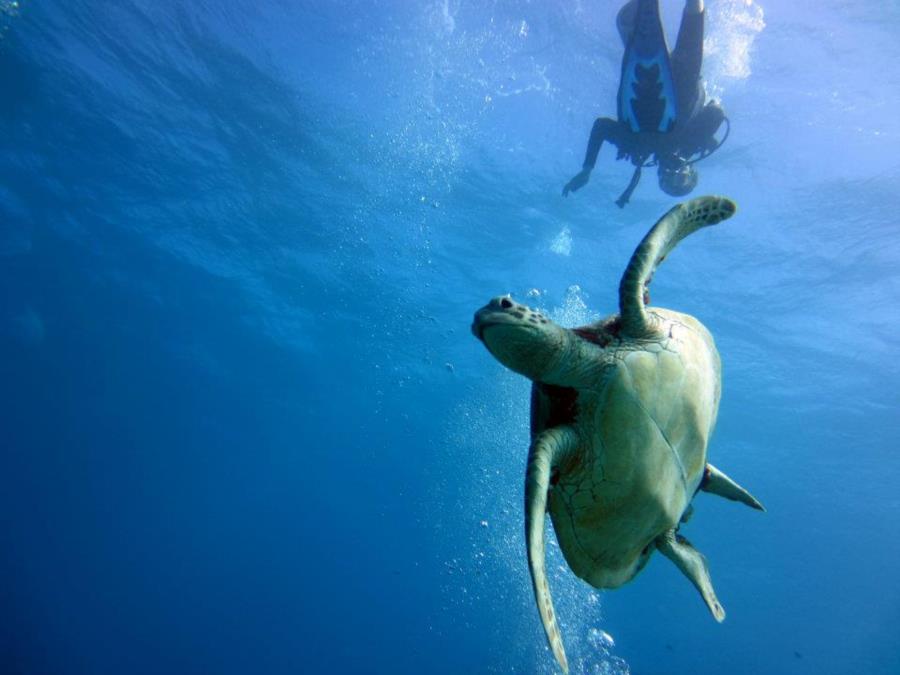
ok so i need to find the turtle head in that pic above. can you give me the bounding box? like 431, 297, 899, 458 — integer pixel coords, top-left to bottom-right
472, 296, 568, 382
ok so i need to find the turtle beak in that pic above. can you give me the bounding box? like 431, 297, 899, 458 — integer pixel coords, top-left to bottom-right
472, 296, 517, 342
472, 295, 518, 342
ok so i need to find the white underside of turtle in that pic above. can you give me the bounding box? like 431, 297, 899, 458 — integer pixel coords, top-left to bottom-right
472, 196, 764, 674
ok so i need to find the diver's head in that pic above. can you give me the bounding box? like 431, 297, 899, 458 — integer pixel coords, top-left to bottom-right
658, 162, 698, 197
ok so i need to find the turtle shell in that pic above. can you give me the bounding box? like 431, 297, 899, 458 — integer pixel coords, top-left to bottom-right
533, 309, 721, 590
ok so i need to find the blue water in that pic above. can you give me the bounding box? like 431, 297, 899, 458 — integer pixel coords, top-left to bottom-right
1, 1, 898, 673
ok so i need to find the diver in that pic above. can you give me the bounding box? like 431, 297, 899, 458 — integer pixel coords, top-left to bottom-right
563, 0, 729, 207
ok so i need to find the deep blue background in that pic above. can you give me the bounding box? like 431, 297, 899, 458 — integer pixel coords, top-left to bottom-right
1, 1, 898, 673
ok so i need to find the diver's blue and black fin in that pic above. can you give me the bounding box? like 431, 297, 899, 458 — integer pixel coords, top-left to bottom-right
617, 0, 678, 133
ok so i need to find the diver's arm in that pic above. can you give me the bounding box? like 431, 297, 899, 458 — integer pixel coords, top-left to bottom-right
615, 164, 643, 208
583, 117, 619, 169
563, 117, 619, 197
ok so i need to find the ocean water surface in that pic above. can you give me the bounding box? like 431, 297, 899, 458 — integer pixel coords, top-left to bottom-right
1, 1, 898, 673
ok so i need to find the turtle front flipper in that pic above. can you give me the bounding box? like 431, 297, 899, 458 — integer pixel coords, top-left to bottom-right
525, 426, 579, 674
656, 530, 726, 622
701, 463, 765, 511
619, 196, 737, 338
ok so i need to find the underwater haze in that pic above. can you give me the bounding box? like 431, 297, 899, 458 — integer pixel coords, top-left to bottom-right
1, 1, 898, 673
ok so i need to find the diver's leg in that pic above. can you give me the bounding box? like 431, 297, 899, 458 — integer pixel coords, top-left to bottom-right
616, 0, 639, 46
671, 0, 705, 122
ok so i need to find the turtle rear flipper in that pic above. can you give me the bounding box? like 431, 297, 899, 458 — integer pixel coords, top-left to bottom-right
656, 530, 726, 622
525, 426, 578, 674
701, 463, 765, 511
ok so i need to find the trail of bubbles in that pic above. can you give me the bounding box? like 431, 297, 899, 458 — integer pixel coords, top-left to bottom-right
443, 285, 627, 674
550, 227, 573, 257
703, 0, 766, 98
0, 0, 23, 41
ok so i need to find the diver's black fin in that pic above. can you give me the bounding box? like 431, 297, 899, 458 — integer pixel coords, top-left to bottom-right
617, 0, 678, 133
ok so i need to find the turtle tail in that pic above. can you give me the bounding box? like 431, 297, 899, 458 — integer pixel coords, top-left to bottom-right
618, 196, 736, 338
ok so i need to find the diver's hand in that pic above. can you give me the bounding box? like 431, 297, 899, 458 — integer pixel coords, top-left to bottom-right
562, 168, 591, 197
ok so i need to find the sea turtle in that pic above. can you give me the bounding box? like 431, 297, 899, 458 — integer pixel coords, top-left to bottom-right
471, 196, 763, 673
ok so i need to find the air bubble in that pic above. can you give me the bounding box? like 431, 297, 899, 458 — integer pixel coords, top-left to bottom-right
588, 627, 616, 651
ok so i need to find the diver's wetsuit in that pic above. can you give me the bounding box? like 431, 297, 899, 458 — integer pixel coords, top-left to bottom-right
575, 1, 726, 206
